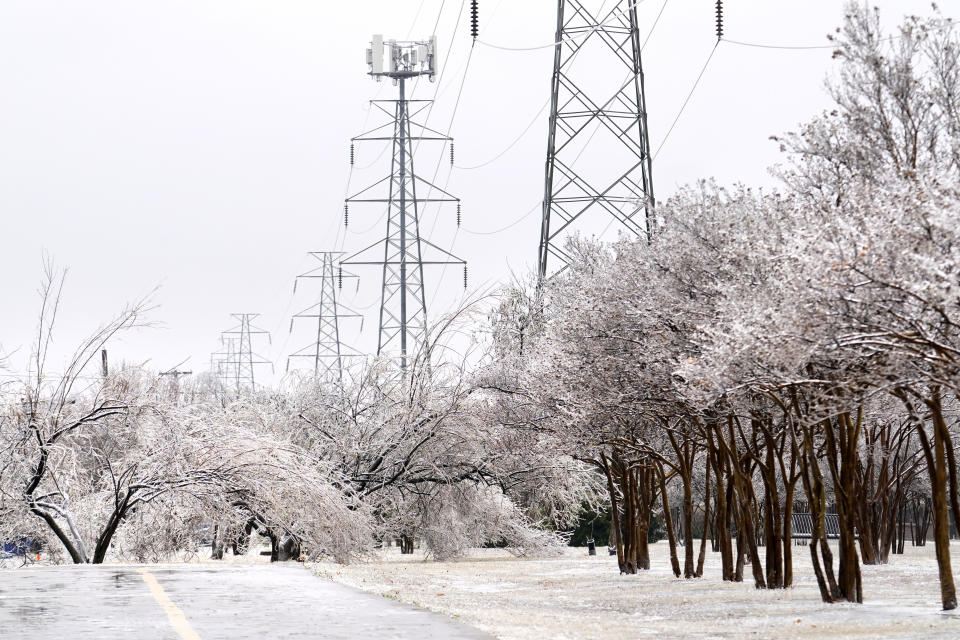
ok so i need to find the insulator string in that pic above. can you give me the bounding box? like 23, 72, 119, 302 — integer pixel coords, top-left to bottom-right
715, 0, 723, 41
470, 0, 479, 40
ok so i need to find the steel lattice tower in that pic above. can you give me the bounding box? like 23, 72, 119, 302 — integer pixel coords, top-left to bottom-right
538, 0, 655, 280
343, 36, 467, 371
287, 252, 361, 381
210, 337, 238, 385
211, 314, 272, 392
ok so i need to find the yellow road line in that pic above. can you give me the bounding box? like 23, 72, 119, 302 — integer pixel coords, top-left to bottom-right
137, 567, 202, 640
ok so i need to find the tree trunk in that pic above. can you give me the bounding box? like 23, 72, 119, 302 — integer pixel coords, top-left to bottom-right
93, 496, 132, 564
656, 461, 681, 577
822, 413, 863, 603
29, 506, 87, 564
918, 388, 958, 611
783, 483, 795, 587
798, 422, 841, 603
696, 457, 711, 578
600, 452, 627, 573
637, 465, 652, 571
211, 524, 225, 560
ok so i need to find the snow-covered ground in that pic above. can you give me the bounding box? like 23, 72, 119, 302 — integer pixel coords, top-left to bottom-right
311, 542, 960, 639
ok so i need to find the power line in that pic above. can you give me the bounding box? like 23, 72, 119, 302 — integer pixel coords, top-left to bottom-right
476, 0, 651, 51
424, 43, 476, 240
720, 37, 845, 51
461, 201, 540, 236
455, 0, 621, 243
454, 96, 550, 170
652, 41, 718, 161
718, 25, 940, 51
641, 0, 669, 50
407, 0, 429, 39
456, 0, 668, 173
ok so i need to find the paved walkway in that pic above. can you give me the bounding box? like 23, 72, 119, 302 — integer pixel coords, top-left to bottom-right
0, 564, 494, 639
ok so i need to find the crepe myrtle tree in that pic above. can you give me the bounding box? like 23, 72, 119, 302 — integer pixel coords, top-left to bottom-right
471, 0, 960, 611
679, 4, 960, 608
267, 305, 596, 560
493, 167, 957, 601
0, 266, 370, 565
0, 267, 247, 566
479, 233, 714, 577
773, 3, 960, 609
0, 264, 151, 563
0, 270, 207, 564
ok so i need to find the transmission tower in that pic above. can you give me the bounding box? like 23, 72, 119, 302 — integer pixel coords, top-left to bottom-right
211, 314, 272, 392
342, 35, 467, 371
538, 0, 655, 280
287, 252, 361, 381
210, 336, 237, 382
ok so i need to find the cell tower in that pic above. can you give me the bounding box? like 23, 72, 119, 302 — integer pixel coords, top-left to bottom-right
538, 0, 655, 280
211, 314, 272, 392
342, 35, 467, 371
287, 252, 361, 381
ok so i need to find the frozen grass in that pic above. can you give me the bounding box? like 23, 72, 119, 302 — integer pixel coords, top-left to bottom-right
311, 542, 960, 639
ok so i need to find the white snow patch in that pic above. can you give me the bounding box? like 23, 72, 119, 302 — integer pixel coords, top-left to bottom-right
310, 542, 960, 639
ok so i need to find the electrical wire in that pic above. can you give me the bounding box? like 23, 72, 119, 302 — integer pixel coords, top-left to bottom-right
720, 37, 846, 51
460, 201, 540, 236
407, 0, 429, 39
425, 42, 476, 242
641, 0, 669, 51
455, 0, 626, 233
652, 41, 718, 161
477, 0, 650, 51
349, 207, 391, 235
453, 96, 550, 170
424, 0, 540, 310
720, 29, 923, 51
456, 0, 667, 173
351, 143, 391, 172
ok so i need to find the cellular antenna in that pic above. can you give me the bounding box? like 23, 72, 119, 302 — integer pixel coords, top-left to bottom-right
343, 36, 468, 371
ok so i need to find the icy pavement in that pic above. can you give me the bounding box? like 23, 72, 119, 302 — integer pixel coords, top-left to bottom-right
0, 563, 493, 639
311, 543, 960, 639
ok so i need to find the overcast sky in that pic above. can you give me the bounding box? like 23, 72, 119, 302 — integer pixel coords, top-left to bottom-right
0, 0, 947, 382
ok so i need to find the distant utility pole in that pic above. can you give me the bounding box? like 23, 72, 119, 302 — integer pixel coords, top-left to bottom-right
159, 369, 193, 381
212, 314, 272, 392
342, 35, 467, 371
538, 0, 655, 281
159, 362, 193, 404
288, 252, 362, 381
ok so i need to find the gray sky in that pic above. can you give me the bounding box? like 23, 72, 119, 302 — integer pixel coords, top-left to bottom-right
0, 0, 945, 382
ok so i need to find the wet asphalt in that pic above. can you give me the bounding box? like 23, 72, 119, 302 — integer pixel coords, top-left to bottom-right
0, 564, 494, 639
